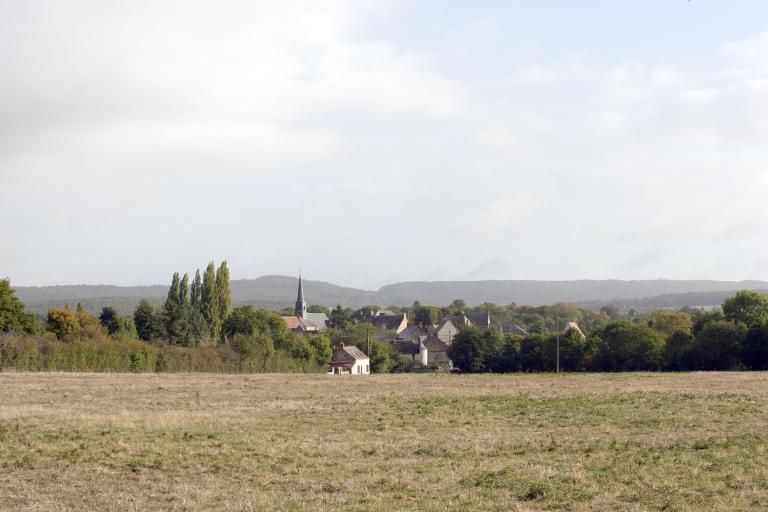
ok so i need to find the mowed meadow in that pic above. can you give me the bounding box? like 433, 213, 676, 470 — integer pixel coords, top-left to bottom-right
1, 373, 767, 511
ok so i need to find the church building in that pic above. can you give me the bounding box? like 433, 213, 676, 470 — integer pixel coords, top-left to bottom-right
281, 274, 329, 333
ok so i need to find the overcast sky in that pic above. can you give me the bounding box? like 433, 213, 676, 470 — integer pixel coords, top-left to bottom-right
2, 1, 768, 289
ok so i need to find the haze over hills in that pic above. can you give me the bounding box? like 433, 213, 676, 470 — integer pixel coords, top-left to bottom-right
13, 276, 768, 316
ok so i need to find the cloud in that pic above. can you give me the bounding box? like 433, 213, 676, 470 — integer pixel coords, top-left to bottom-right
2, 2, 768, 287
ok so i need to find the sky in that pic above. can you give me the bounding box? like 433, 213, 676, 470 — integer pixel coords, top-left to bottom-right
2, 1, 768, 289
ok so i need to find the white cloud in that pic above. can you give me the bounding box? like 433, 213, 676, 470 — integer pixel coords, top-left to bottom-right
2, 2, 768, 287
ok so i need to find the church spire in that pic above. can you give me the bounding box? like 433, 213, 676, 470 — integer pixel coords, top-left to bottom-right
295, 272, 307, 319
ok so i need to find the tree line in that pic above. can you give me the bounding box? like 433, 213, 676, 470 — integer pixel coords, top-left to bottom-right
447, 290, 768, 372
0, 265, 334, 373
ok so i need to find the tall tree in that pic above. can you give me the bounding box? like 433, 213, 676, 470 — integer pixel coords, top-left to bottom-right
179, 273, 190, 307
134, 299, 155, 341
190, 269, 202, 310
202, 262, 221, 340
99, 306, 119, 335
165, 272, 181, 320
328, 304, 350, 329
0, 278, 38, 334
216, 261, 231, 326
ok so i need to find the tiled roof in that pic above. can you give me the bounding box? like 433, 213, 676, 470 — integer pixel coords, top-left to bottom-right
342, 345, 369, 360
281, 316, 303, 330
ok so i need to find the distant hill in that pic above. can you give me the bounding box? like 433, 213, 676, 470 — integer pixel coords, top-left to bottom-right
575, 289, 768, 312
14, 276, 768, 316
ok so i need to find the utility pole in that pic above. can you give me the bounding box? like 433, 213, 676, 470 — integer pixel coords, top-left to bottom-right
366, 326, 370, 357
556, 315, 560, 374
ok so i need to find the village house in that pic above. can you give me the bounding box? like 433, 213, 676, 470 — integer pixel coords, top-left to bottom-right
390, 311, 526, 370
419, 334, 452, 369
281, 274, 329, 334
361, 309, 408, 334
328, 343, 370, 375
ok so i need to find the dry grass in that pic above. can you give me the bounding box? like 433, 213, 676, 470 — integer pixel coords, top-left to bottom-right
1, 372, 767, 511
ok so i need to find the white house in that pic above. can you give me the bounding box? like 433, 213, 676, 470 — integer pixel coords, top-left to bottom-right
328, 344, 370, 375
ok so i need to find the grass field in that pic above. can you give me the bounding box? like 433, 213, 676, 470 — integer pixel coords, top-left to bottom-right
1, 372, 767, 511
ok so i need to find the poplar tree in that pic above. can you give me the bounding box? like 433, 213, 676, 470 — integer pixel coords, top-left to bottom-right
190, 269, 202, 310
216, 261, 231, 326
179, 273, 190, 307
165, 272, 181, 321
201, 262, 221, 340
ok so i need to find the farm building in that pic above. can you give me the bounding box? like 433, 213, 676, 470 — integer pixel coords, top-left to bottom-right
328, 344, 370, 375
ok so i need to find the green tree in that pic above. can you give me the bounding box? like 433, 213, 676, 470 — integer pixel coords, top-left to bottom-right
113, 316, 138, 340
309, 335, 333, 366
367, 340, 395, 373
742, 322, 768, 370
328, 305, 350, 329
413, 305, 437, 327
541, 329, 585, 371
179, 273, 190, 306
447, 327, 486, 373
723, 290, 768, 328
451, 299, 467, 314
649, 311, 693, 338
190, 269, 202, 310
201, 262, 221, 340
308, 304, 331, 315
223, 305, 260, 338
692, 309, 725, 335
165, 272, 181, 321
600, 304, 621, 320
593, 321, 664, 371
216, 261, 231, 328
0, 278, 38, 334
134, 299, 155, 341
694, 320, 746, 370
663, 331, 696, 371
99, 306, 119, 335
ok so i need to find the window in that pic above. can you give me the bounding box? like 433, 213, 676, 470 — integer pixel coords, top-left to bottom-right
366, 364, 369, 373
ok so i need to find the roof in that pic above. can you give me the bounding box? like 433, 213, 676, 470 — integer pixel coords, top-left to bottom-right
423, 335, 448, 352
392, 339, 420, 356
304, 312, 329, 330
563, 321, 586, 339
281, 316, 303, 330
468, 312, 491, 328
338, 344, 369, 360
366, 314, 405, 330
450, 315, 472, 327
396, 324, 430, 342
331, 344, 368, 363
501, 323, 529, 336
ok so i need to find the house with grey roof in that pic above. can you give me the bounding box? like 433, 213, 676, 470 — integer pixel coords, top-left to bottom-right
328, 344, 370, 375
361, 310, 408, 334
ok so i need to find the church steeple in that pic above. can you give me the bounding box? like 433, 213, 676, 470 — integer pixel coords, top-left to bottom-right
295, 272, 307, 319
